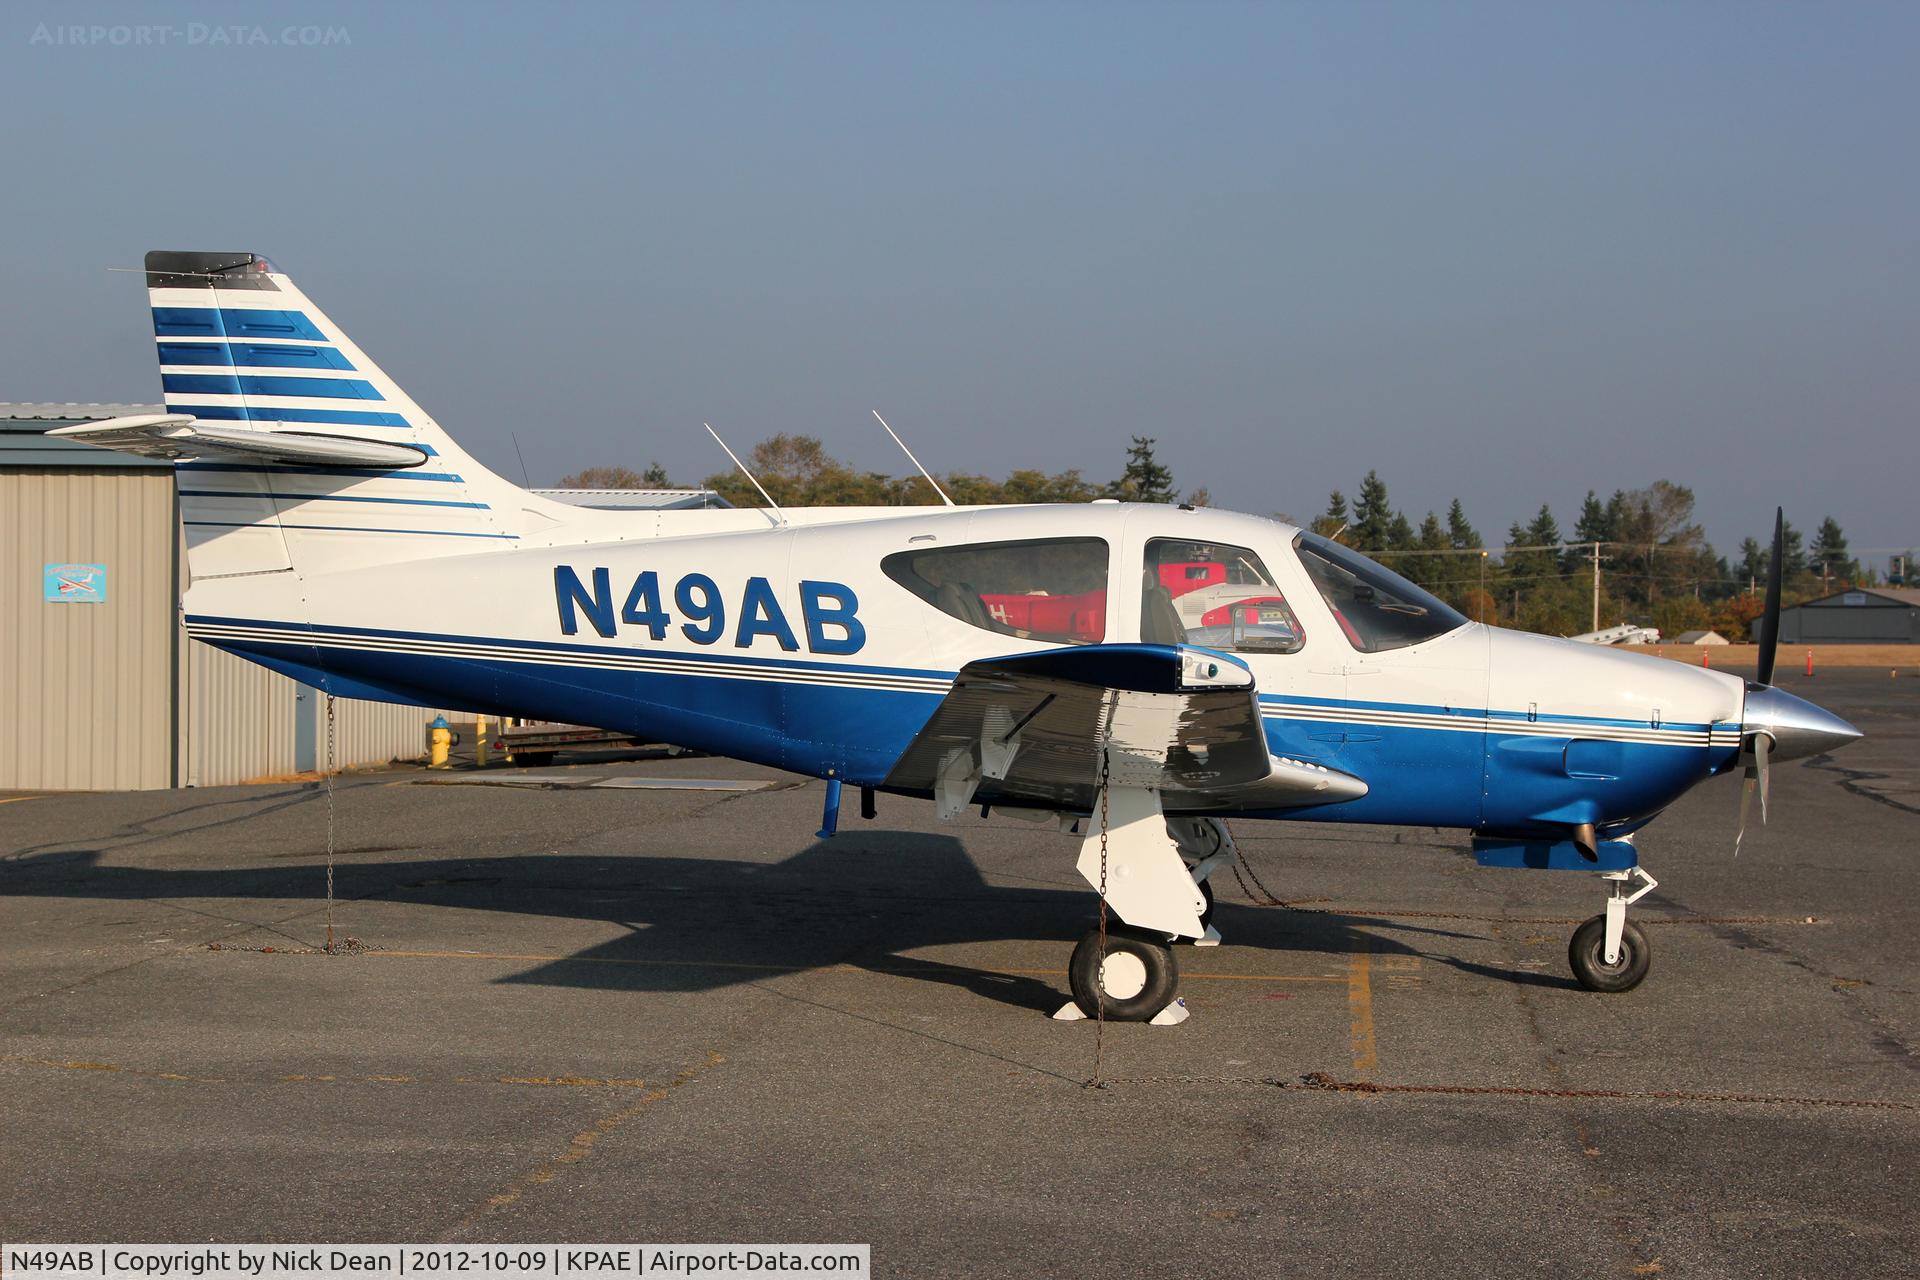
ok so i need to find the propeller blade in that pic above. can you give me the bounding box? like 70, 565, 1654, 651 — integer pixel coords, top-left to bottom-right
1734, 732, 1772, 857
1756, 506, 1785, 687
1735, 767, 1755, 856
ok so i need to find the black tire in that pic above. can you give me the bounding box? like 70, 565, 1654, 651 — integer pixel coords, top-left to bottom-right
1568, 915, 1651, 993
513, 751, 556, 769
1068, 927, 1179, 1021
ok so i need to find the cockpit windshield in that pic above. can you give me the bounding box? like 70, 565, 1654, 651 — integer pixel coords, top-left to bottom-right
1294, 532, 1468, 653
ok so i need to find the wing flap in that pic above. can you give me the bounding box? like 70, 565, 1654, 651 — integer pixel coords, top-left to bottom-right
47, 414, 429, 469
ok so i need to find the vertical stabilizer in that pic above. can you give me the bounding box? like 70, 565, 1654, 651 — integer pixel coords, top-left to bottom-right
145, 251, 566, 578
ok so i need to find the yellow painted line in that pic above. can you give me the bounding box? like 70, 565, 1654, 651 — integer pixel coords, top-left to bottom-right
441, 1051, 724, 1240
0, 1054, 224, 1084
490, 1075, 649, 1088
361, 948, 1346, 984
0, 795, 45, 805
1346, 938, 1378, 1077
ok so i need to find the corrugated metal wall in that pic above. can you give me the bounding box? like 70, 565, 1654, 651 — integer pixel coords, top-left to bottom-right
1781, 604, 1920, 644
7, 468, 472, 791
181, 640, 298, 785
183, 639, 441, 785
0, 469, 176, 790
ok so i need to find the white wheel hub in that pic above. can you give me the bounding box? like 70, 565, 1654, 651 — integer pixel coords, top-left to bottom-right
1099, 951, 1149, 1000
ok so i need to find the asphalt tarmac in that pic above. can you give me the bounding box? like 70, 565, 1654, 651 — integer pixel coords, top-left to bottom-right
2, 670, 1915, 1278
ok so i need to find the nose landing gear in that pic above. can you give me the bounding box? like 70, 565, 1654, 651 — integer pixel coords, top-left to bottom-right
1569, 865, 1658, 993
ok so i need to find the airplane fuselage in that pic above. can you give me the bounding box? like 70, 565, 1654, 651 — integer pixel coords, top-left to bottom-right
185, 502, 1746, 836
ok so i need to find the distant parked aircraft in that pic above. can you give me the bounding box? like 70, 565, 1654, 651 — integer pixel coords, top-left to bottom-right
1572, 624, 1662, 646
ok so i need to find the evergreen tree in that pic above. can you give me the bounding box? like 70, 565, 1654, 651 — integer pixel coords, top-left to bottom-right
1351, 471, 1396, 552
1446, 498, 1481, 550
1572, 490, 1611, 544
1737, 537, 1766, 587
1807, 517, 1855, 583
1567, 490, 1611, 573
1525, 503, 1562, 557
1312, 490, 1350, 540
1508, 503, 1564, 582
642, 461, 671, 486
1108, 437, 1176, 503
1387, 511, 1416, 550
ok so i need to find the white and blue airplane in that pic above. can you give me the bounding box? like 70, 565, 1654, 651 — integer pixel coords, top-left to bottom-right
57, 251, 1862, 1022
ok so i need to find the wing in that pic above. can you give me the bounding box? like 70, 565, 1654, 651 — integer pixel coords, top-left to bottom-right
47, 414, 429, 469
883, 643, 1367, 817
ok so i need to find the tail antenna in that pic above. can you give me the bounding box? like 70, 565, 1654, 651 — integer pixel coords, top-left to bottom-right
703, 423, 786, 525
872, 410, 955, 507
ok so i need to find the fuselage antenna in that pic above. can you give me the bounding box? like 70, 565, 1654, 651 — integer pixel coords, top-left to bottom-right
872, 410, 955, 507
703, 423, 786, 525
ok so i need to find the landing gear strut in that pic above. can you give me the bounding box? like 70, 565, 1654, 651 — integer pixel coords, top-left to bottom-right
1568, 865, 1658, 993
1169, 815, 1235, 946
1053, 785, 1209, 1024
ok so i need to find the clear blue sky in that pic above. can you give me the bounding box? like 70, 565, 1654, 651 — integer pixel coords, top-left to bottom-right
4, 1, 1914, 560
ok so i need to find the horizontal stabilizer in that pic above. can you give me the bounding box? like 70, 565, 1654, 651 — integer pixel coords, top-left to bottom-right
47, 414, 429, 469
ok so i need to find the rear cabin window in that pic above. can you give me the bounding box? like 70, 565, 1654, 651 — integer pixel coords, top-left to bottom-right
882, 537, 1109, 644
1141, 538, 1305, 653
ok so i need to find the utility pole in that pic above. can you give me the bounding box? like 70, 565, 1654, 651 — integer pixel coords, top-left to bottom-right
1591, 541, 1601, 632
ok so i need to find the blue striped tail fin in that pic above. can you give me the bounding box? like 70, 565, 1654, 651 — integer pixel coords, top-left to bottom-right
143, 251, 565, 578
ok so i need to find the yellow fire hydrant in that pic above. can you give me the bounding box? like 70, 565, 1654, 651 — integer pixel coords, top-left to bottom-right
428, 714, 452, 769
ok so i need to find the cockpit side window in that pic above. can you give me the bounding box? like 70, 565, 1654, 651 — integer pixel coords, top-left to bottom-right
1294, 532, 1469, 653
1141, 538, 1305, 654
882, 537, 1109, 645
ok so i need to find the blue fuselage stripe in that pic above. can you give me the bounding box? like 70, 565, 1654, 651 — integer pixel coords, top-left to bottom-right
1261, 691, 1712, 734
189, 624, 1728, 826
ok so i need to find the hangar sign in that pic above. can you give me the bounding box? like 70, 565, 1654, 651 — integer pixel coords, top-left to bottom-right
43, 563, 107, 604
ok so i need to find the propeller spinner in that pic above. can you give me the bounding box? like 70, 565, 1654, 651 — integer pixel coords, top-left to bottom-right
1734, 507, 1862, 851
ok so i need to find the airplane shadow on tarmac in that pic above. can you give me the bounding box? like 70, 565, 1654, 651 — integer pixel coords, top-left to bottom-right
1, 820, 1579, 1010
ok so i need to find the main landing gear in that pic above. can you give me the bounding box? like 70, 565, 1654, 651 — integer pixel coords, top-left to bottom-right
1054, 806, 1236, 1025
1568, 865, 1658, 993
